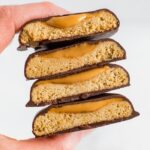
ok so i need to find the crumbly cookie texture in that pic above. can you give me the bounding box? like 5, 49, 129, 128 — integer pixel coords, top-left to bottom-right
26, 40, 124, 79
33, 100, 133, 136
31, 66, 129, 104
20, 10, 119, 44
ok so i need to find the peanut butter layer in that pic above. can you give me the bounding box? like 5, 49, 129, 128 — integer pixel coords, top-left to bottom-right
29, 65, 129, 106
49, 98, 123, 113
46, 14, 87, 28
20, 9, 119, 45
40, 43, 97, 58
36, 66, 110, 85
33, 96, 134, 136
25, 40, 125, 79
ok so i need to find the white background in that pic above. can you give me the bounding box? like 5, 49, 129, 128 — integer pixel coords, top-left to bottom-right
0, 0, 150, 149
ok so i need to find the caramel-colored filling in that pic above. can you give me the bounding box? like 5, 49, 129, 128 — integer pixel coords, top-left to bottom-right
31, 66, 128, 104
20, 10, 119, 45
33, 100, 133, 136
46, 14, 87, 28
26, 40, 125, 79
36, 66, 109, 85
49, 98, 123, 113
41, 43, 97, 58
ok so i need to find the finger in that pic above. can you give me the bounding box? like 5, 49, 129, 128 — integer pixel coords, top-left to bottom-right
53, 130, 92, 150
0, 7, 15, 52
0, 2, 68, 52
19, 130, 92, 150
0, 134, 18, 150
0, 130, 92, 150
11, 2, 69, 31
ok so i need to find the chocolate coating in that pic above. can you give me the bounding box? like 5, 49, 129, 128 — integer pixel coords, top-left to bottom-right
25, 39, 126, 80
18, 9, 120, 50
26, 64, 130, 107
32, 93, 139, 137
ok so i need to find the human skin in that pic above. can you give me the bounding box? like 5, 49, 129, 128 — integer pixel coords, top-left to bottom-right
0, 2, 91, 150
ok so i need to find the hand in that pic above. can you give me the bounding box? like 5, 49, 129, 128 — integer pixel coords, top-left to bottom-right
0, 2, 91, 150
0, 130, 90, 150
0, 2, 68, 52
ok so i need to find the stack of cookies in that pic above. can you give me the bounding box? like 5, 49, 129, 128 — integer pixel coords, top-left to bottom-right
18, 9, 139, 137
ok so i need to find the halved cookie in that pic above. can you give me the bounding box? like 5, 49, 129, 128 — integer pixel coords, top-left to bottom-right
27, 64, 130, 106
32, 93, 139, 137
25, 39, 125, 80
19, 9, 119, 49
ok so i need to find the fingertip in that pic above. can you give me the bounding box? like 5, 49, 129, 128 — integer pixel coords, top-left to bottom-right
61, 130, 92, 149
72, 129, 93, 139
40, 1, 57, 9
51, 129, 92, 149
12, 2, 69, 31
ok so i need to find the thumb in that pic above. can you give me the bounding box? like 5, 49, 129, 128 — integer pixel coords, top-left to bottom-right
0, 2, 68, 52
0, 134, 19, 150
11, 2, 69, 31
